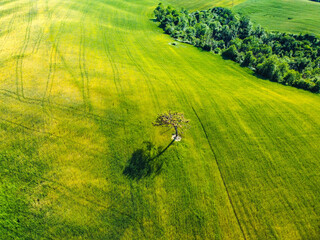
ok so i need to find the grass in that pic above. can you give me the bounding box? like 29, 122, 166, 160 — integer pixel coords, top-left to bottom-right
162, 0, 246, 10
233, 0, 320, 36
0, 0, 320, 239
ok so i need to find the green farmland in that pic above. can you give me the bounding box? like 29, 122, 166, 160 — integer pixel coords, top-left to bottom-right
234, 0, 320, 36
0, 0, 320, 239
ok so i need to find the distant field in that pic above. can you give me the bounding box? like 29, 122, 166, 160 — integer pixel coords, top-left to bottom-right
0, 0, 320, 239
162, 0, 246, 10
234, 0, 320, 36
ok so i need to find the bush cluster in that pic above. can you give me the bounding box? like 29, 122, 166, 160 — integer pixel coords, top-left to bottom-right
154, 3, 320, 93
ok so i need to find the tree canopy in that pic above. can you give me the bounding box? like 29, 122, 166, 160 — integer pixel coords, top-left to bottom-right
153, 111, 190, 139
154, 3, 320, 93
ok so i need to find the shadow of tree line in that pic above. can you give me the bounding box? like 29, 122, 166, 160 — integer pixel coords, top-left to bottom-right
123, 139, 175, 180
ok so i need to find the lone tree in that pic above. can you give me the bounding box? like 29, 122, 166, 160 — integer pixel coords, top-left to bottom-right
153, 111, 190, 141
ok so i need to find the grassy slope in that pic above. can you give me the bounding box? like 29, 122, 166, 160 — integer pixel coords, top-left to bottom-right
0, 0, 320, 239
233, 0, 320, 36
163, 0, 246, 10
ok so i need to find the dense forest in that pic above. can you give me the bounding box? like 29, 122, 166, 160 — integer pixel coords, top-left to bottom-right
311, 0, 320, 2
154, 4, 320, 93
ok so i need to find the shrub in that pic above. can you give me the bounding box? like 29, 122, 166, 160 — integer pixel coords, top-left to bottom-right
222, 45, 238, 61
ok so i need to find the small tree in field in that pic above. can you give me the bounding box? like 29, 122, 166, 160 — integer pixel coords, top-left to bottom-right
153, 111, 190, 141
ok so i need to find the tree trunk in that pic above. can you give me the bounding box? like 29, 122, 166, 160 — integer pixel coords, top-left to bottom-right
174, 126, 178, 138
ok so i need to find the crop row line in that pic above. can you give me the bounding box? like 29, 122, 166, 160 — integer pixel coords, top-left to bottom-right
78, 0, 93, 113
191, 106, 247, 240
15, 0, 36, 99
98, 15, 121, 95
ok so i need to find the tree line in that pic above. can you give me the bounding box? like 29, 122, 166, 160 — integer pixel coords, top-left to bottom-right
154, 3, 320, 93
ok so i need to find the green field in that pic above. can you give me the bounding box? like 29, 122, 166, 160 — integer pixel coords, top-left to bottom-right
234, 0, 320, 36
0, 0, 320, 239
163, 0, 246, 10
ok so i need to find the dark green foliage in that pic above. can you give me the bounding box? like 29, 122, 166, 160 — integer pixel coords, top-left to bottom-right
256, 56, 278, 80
284, 69, 300, 85
242, 51, 256, 67
238, 16, 253, 39
154, 3, 320, 93
152, 111, 190, 137
222, 45, 239, 61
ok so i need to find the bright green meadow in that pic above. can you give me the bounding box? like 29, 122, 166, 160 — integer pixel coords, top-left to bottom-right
0, 0, 320, 239
234, 0, 320, 36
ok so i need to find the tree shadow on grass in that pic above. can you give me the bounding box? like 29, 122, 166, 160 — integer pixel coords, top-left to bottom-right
123, 139, 175, 181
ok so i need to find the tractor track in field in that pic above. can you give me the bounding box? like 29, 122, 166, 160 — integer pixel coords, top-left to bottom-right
125, 42, 160, 109
31, 0, 63, 54
126, 46, 160, 110
235, 96, 320, 193
137, 33, 215, 108
97, 17, 130, 152
29, 0, 39, 52
98, 16, 121, 96
78, 0, 92, 112
111, 13, 146, 158
191, 106, 247, 240
114, 14, 160, 109
0, 89, 141, 128
142, 39, 247, 237
42, 0, 76, 105
31, 25, 44, 54
144, 49, 190, 107
0, 11, 16, 53
98, 17, 130, 161
98, 10, 133, 157
42, 16, 66, 104
5, 0, 67, 105
234, 91, 319, 147
0, 115, 106, 158
42, 35, 58, 104
79, 24, 91, 111
129, 22, 181, 100
134, 33, 261, 239
15, 0, 37, 99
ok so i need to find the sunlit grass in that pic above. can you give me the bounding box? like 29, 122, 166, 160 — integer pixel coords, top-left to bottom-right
234, 0, 320, 36
0, 0, 320, 239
